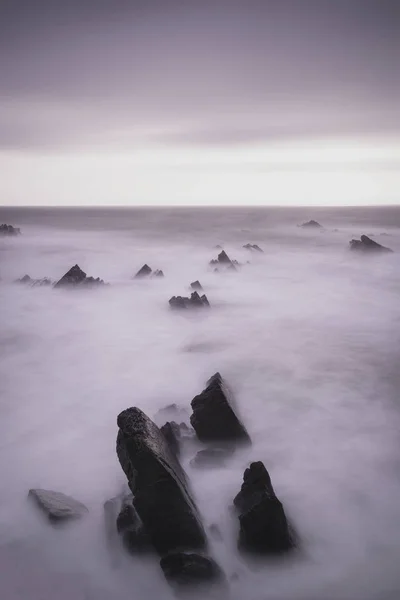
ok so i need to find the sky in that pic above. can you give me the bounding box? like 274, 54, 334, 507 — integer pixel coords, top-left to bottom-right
0, 0, 399, 206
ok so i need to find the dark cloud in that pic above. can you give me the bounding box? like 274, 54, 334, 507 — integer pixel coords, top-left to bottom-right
0, 0, 399, 150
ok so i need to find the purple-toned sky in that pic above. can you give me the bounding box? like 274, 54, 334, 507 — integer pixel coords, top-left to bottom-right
1, 0, 399, 205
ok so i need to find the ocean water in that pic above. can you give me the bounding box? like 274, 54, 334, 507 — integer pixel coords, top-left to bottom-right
0, 206, 400, 600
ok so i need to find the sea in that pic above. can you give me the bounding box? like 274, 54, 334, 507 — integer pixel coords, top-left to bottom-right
0, 205, 400, 600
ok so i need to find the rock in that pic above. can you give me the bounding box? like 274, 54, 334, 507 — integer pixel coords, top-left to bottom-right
104, 493, 151, 556
54, 264, 105, 288
209, 250, 238, 270
155, 404, 189, 425
16, 275, 52, 287
160, 552, 225, 588
234, 462, 294, 554
190, 448, 232, 469
300, 220, 322, 228
169, 292, 210, 309
190, 280, 203, 292
161, 421, 182, 456
152, 269, 164, 278
134, 264, 152, 278
190, 373, 251, 445
28, 489, 88, 522
0, 224, 21, 236
217, 250, 231, 264
349, 234, 393, 253
116, 407, 207, 555
243, 244, 264, 253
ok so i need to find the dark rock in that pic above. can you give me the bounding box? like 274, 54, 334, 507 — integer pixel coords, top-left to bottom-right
169, 292, 210, 310
152, 269, 164, 278
349, 234, 393, 253
190, 280, 203, 292
161, 421, 182, 456
190, 373, 250, 445
209, 259, 219, 265
190, 448, 232, 469
54, 264, 105, 288
116, 407, 207, 555
300, 220, 322, 228
234, 462, 294, 554
104, 493, 151, 555
134, 264, 152, 278
0, 224, 21, 236
160, 552, 225, 588
218, 250, 232, 264
243, 243, 264, 253
28, 488, 88, 522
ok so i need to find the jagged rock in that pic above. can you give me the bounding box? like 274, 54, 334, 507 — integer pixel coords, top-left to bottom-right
190, 447, 232, 469
169, 291, 210, 309
28, 489, 88, 522
190, 280, 203, 292
160, 552, 225, 588
17, 275, 52, 287
209, 250, 238, 270
190, 373, 250, 445
300, 220, 322, 228
152, 269, 164, 278
134, 264, 152, 278
349, 234, 393, 253
54, 264, 105, 288
234, 462, 294, 554
116, 407, 207, 555
243, 244, 264, 253
0, 224, 21, 236
161, 421, 182, 456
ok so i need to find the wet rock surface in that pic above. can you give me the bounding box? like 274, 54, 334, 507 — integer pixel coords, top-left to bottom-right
349, 234, 393, 253
160, 552, 225, 588
209, 250, 237, 270
0, 224, 21, 235
116, 407, 207, 555
54, 264, 105, 288
169, 291, 210, 309
28, 489, 88, 522
190, 373, 251, 444
234, 462, 294, 554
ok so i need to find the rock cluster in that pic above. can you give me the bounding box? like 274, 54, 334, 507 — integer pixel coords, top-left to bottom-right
169, 291, 210, 309
0, 224, 21, 235
134, 264, 164, 278
54, 264, 106, 288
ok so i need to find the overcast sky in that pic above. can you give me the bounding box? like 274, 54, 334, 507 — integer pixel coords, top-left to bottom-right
1, 0, 399, 205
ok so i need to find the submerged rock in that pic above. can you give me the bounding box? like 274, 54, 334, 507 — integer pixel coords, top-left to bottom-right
217, 250, 232, 264
16, 275, 52, 287
243, 243, 264, 253
169, 291, 210, 310
190, 373, 250, 444
116, 407, 207, 555
0, 224, 21, 236
349, 234, 393, 253
190, 447, 232, 469
54, 264, 105, 288
160, 552, 225, 589
28, 489, 88, 523
190, 280, 203, 292
152, 269, 164, 278
300, 220, 322, 228
134, 264, 152, 278
234, 462, 294, 554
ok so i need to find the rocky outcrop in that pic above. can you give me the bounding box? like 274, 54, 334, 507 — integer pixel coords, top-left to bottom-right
169, 291, 210, 309
160, 552, 225, 589
190, 280, 203, 292
190, 373, 250, 445
243, 244, 264, 253
234, 462, 294, 554
0, 224, 21, 236
349, 234, 393, 253
134, 264, 164, 278
209, 250, 237, 270
152, 269, 164, 278
54, 264, 105, 288
116, 407, 207, 555
300, 220, 322, 228
16, 275, 52, 287
28, 489, 88, 522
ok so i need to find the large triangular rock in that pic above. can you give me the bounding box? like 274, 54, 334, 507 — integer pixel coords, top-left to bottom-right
134, 264, 152, 278
54, 264, 105, 288
190, 373, 250, 444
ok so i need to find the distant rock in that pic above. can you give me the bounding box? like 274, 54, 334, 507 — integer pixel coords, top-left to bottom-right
234, 462, 294, 554
0, 224, 21, 236
190, 447, 232, 469
190, 280, 203, 292
190, 373, 251, 445
160, 552, 225, 589
209, 250, 238, 270
300, 220, 322, 228
169, 291, 210, 309
134, 264, 152, 278
16, 275, 52, 287
54, 264, 106, 288
349, 234, 393, 253
155, 403, 189, 425
152, 269, 164, 278
28, 488, 88, 523
243, 243, 264, 253
116, 407, 207, 555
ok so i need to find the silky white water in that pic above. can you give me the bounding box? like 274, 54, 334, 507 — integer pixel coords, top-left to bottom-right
1, 207, 400, 600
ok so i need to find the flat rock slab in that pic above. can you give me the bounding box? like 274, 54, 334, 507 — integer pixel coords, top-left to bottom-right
29, 489, 88, 522
190, 373, 251, 445
117, 407, 207, 555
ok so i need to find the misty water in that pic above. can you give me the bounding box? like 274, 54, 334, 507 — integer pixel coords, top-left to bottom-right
1, 206, 400, 600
